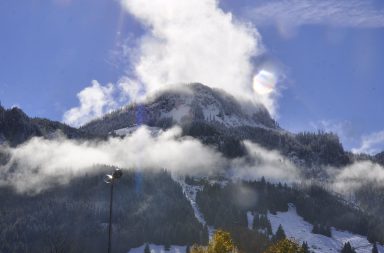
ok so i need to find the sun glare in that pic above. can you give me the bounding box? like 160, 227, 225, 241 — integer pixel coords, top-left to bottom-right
252, 70, 277, 95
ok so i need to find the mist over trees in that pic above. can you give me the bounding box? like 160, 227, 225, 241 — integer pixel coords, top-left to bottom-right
1, 85, 384, 253
0, 168, 207, 253
195, 179, 384, 248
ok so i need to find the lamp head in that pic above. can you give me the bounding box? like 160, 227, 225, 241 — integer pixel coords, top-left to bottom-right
104, 169, 122, 184
104, 174, 113, 184
112, 168, 123, 179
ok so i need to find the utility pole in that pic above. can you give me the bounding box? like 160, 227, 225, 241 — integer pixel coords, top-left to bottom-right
104, 168, 123, 253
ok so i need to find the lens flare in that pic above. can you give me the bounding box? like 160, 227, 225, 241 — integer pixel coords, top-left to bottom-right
252, 70, 277, 95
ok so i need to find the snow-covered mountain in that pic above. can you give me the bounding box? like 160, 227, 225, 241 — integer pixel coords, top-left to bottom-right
82, 83, 278, 135
2, 83, 384, 253
81, 83, 353, 167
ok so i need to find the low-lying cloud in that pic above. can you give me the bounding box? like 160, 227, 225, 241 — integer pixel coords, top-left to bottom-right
329, 161, 384, 193
230, 141, 300, 183
0, 127, 223, 193
352, 130, 384, 155
0, 127, 300, 193
3, 124, 384, 195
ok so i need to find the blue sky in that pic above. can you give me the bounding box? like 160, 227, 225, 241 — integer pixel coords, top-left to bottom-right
0, 0, 383, 153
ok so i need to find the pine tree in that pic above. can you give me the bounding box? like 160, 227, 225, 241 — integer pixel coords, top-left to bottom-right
261, 215, 272, 234
301, 241, 310, 253
267, 220, 273, 235
261, 177, 266, 187
253, 215, 260, 230
144, 243, 151, 253
312, 224, 319, 234
372, 242, 378, 253
312, 224, 331, 237
255, 214, 273, 235
341, 242, 356, 253
324, 225, 332, 237
164, 243, 171, 251
274, 224, 286, 242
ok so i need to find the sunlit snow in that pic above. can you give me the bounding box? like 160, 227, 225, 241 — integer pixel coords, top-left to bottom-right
267, 204, 383, 253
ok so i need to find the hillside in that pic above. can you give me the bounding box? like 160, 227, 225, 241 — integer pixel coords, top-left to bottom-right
0, 169, 207, 253
1, 83, 384, 253
0, 105, 90, 146
81, 83, 350, 166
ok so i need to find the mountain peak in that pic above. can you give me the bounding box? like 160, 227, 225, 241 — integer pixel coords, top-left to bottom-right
82, 83, 277, 135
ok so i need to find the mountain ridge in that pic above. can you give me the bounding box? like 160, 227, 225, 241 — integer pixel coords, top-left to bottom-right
1, 83, 381, 167
81, 83, 278, 135
78, 83, 350, 166
0, 104, 92, 146
1, 84, 384, 253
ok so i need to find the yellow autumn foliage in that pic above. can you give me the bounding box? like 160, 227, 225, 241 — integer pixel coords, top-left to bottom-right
264, 239, 304, 253
191, 230, 238, 253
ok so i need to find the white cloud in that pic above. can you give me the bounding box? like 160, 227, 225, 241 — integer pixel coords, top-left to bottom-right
0, 127, 224, 193
0, 127, 301, 193
330, 161, 384, 193
120, 0, 280, 114
352, 130, 384, 155
118, 77, 144, 103
230, 141, 300, 183
63, 78, 148, 126
248, 0, 384, 34
63, 80, 117, 127
63, 0, 283, 126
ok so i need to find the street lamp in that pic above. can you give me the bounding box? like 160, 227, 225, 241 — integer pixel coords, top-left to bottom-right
104, 168, 123, 253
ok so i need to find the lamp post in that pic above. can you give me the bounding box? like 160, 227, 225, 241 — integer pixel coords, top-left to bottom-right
104, 168, 123, 253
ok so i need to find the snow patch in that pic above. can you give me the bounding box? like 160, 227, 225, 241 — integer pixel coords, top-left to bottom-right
113, 126, 161, 136
177, 179, 215, 239
247, 211, 254, 230
127, 244, 186, 253
268, 204, 383, 253
149, 85, 277, 129
201, 103, 268, 128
